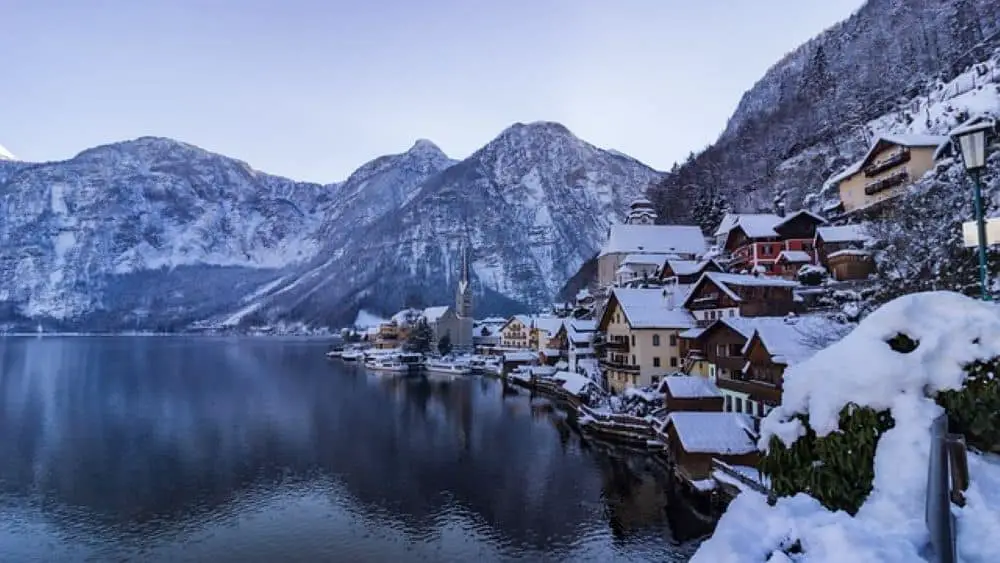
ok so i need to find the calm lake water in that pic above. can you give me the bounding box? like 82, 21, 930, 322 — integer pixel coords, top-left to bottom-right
0, 337, 705, 562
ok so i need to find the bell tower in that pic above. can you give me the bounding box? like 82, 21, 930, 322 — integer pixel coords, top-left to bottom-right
456, 246, 473, 319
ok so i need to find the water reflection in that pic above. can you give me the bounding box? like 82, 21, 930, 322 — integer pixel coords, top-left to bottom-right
0, 337, 700, 561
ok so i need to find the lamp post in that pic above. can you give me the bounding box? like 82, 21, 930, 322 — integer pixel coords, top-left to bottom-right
950, 119, 995, 301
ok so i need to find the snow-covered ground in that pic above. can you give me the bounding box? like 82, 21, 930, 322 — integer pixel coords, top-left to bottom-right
693, 292, 1000, 562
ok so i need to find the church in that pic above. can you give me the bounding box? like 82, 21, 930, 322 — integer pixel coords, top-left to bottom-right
419, 248, 475, 351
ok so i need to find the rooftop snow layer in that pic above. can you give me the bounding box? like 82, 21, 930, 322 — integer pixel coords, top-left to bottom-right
422, 305, 451, 323
622, 253, 676, 266
612, 288, 696, 329
663, 412, 757, 454
659, 375, 722, 399
600, 224, 707, 257
816, 224, 871, 243
777, 250, 812, 263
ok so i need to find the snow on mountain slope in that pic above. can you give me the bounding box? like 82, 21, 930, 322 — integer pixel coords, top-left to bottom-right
247, 121, 664, 328
0, 143, 16, 161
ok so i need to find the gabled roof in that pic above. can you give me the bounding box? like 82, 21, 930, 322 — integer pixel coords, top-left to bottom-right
723, 214, 783, 239
816, 224, 871, 244
391, 308, 424, 326
776, 250, 812, 263
682, 272, 799, 307
422, 306, 452, 323
772, 210, 828, 233
531, 316, 564, 336
570, 319, 597, 332
602, 288, 696, 330
825, 133, 950, 188
600, 224, 707, 257
664, 259, 720, 277
658, 375, 722, 399
662, 412, 757, 454
743, 316, 846, 365
500, 314, 531, 332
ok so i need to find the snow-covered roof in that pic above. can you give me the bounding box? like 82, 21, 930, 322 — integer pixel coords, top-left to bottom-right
0, 143, 16, 161
827, 249, 872, 260
391, 308, 423, 326
611, 288, 696, 329
622, 253, 676, 266
503, 351, 538, 362
554, 371, 595, 396
777, 250, 811, 263
772, 210, 828, 231
679, 327, 706, 339
663, 412, 757, 455
659, 375, 722, 399
570, 319, 596, 332
816, 224, 870, 244
715, 214, 783, 239
685, 272, 799, 305
712, 213, 739, 237
422, 306, 451, 323
541, 348, 562, 357
531, 316, 564, 337
502, 314, 531, 331
665, 259, 713, 276
743, 316, 843, 366
600, 224, 707, 257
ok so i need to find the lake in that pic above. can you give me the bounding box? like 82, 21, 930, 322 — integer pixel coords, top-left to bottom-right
0, 337, 705, 562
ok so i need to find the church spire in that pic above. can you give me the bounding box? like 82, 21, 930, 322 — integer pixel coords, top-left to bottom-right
456, 244, 473, 319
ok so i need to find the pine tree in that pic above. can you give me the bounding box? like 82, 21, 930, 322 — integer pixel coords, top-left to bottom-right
438, 332, 452, 356
405, 319, 434, 354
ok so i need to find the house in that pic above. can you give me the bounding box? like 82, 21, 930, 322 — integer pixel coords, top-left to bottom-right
660, 412, 759, 481
375, 308, 423, 349
682, 316, 844, 418
659, 375, 724, 412
596, 287, 696, 393
715, 210, 826, 275
827, 134, 948, 214
499, 315, 532, 348
616, 253, 679, 286
659, 258, 722, 284
682, 272, 799, 326
560, 319, 598, 372
815, 224, 874, 281
597, 198, 707, 288
774, 250, 812, 279
530, 316, 566, 351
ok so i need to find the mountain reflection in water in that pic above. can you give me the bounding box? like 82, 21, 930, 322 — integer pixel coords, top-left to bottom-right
0, 337, 704, 562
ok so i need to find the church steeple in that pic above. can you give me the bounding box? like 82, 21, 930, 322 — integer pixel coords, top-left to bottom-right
456, 245, 473, 319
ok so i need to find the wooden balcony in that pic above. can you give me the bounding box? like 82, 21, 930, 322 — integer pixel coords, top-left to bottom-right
863, 149, 910, 177
599, 359, 640, 373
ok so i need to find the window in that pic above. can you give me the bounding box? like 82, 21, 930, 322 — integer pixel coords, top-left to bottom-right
745, 400, 754, 414
725, 395, 732, 411
653, 357, 661, 367
669, 334, 677, 346
735, 397, 743, 412
728, 309, 735, 317
631, 354, 636, 365
716, 344, 728, 357
651, 374, 660, 385
729, 343, 742, 357
631, 334, 635, 346
652, 334, 660, 346
670, 357, 678, 367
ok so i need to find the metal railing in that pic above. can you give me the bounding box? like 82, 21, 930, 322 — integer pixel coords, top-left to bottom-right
926, 414, 970, 563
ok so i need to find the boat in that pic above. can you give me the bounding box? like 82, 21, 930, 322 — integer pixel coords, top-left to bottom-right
325, 344, 345, 359
425, 357, 473, 377
341, 348, 365, 362
364, 351, 425, 374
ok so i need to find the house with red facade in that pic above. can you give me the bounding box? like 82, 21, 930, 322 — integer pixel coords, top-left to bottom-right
715, 211, 827, 277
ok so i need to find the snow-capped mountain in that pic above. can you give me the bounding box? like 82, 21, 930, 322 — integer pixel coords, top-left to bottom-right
213, 121, 664, 329
0, 124, 659, 331
0, 143, 16, 161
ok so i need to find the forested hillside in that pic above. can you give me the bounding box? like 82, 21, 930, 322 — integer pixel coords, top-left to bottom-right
650, 0, 1000, 231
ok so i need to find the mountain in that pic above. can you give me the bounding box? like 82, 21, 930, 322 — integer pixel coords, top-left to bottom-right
0, 124, 660, 332
0, 143, 16, 161
229, 121, 664, 328
649, 0, 1000, 229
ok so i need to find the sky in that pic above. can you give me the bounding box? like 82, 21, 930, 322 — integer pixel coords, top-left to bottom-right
2, 0, 865, 183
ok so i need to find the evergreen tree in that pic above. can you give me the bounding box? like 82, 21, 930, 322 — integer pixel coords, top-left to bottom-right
438, 332, 453, 356
405, 319, 434, 354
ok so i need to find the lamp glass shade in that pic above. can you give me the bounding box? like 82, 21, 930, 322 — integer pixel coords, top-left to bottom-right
957, 129, 986, 170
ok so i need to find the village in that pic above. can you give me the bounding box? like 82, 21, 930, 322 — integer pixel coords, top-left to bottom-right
326, 114, 1000, 515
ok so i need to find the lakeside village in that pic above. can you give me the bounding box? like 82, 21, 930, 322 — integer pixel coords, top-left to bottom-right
327, 118, 1000, 519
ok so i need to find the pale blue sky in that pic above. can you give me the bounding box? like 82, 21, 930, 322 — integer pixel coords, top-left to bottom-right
2, 1, 863, 182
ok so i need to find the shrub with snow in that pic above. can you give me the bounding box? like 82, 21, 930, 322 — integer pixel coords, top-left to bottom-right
797, 264, 828, 287
693, 291, 1000, 563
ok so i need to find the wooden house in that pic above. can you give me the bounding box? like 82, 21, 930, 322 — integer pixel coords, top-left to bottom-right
660, 412, 759, 481
682, 272, 799, 326
815, 225, 874, 281
659, 375, 724, 412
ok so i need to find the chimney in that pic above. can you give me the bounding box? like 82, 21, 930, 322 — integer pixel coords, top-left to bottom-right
775, 201, 786, 218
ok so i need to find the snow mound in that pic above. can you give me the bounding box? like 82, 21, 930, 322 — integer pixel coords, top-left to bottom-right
695, 291, 1000, 563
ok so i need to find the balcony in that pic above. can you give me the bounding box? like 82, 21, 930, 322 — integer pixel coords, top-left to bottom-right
603, 337, 630, 351
864, 169, 909, 196
863, 149, 910, 177
599, 359, 640, 373
716, 376, 781, 403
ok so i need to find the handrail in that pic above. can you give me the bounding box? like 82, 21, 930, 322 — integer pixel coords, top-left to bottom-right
710, 458, 770, 495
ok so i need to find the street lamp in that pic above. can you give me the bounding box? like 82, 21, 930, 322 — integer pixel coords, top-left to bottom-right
950, 118, 995, 301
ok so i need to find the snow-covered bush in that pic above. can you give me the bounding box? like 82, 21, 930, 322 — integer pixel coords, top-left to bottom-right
797, 264, 828, 286
694, 292, 1000, 563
